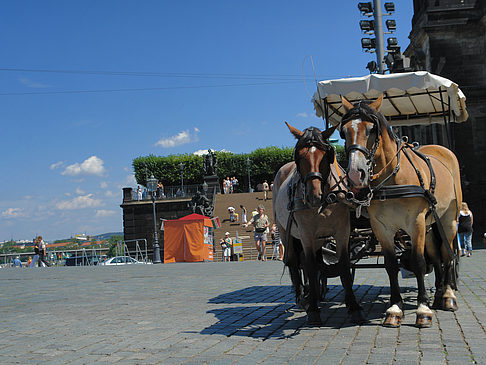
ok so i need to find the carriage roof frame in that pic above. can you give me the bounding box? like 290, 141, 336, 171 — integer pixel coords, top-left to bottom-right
312, 71, 468, 129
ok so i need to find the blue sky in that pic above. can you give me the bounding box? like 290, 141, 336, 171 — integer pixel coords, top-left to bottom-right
0, 1, 413, 241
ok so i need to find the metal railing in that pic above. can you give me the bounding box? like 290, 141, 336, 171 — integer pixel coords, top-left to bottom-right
130, 184, 202, 201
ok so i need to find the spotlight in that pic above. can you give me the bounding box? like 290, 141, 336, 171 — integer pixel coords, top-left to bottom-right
387, 37, 399, 51
366, 61, 378, 73
384, 2, 395, 13
360, 20, 374, 32
358, 2, 373, 14
385, 19, 396, 32
361, 38, 376, 50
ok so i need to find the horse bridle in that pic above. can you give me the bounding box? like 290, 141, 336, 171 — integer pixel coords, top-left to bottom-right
294, 127, 335, 204
339, 104, 402, 212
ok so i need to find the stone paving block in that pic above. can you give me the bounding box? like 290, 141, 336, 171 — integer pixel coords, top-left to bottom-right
2, 254, 486, 364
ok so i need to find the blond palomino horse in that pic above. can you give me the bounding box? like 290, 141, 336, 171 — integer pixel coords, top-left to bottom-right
339, 95, 462, 328
273, 122, 364, 325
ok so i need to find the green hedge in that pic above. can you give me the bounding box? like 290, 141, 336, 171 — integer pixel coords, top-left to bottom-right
133, 145, 345, 190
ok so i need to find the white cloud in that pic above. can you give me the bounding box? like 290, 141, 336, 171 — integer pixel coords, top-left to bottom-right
55, 194, 102, 210
95, 209, 117, 217
193, 148, 230, 156
61, 156, 105, 177
105, 190, 116, 197
75, 187, 85, 195
193, 149, 208, 156
297, 112, 309, 118
155, 128, 199, 148
100, 181, 108, 189
19, 77, 51, 88
50, 161, 64, 170
1, 208, 25, 219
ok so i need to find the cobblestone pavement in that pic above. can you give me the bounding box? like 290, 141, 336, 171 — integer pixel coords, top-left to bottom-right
1, 250, 485, 364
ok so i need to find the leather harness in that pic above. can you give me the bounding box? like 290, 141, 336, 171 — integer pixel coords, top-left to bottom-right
341, 104, 456, 261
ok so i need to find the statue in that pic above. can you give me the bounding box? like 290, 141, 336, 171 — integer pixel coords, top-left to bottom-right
190, 190, 213, 217
203, 149, 217, 176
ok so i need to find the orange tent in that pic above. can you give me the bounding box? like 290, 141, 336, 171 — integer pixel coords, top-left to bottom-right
164, 213, 214, 263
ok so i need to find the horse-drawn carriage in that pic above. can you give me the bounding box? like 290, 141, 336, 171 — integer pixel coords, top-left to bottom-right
274, 71, 468, 327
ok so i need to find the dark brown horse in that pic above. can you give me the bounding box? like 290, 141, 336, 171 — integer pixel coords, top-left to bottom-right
339, 95, 462, 328
273, 122, 364, 325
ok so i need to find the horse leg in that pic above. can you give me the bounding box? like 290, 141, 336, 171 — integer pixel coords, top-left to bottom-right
410, 216, 433, 328
372, 220, 404, 327
382, 247, 404, 327
302, 246, 321, 325
440, 207, 459, 312
339, 257, 365, 324
315, 249, 327, 301
425, 234, 446, 310
289, 263, 305, 310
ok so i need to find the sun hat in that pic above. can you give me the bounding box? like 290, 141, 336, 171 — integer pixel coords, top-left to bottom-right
225, 232, 230, 235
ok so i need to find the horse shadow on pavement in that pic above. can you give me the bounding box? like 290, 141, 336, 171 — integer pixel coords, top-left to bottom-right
200, 284, 419, 340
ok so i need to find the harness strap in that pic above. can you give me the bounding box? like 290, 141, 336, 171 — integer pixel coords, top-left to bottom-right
304, 171, 324, 183
372, 184, 428, 200
371, 141, 403, 182
347, 144, 371, 158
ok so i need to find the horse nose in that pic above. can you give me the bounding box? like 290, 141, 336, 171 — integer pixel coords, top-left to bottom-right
358, 168, 367, 184
348, 169, 361, 187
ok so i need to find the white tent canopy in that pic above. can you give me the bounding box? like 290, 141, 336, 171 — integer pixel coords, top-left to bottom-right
312, 71, 468, 127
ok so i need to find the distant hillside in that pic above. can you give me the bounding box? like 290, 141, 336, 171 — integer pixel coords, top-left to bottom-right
94, 232, 123, 240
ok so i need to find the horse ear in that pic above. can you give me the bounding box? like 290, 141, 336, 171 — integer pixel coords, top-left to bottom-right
285, 121, 304, 139
321, 125, 338, 140
341, 96, 354, 113
369, 94, 384, 111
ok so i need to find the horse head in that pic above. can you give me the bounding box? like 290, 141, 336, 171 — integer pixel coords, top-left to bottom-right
339, 95, 388, 193
286, 122, 337, 208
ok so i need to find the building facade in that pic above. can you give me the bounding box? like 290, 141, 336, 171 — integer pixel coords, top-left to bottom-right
405, 0, 486, 239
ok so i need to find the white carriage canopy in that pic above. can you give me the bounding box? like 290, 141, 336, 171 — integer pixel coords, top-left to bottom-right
312, 71, 468, 127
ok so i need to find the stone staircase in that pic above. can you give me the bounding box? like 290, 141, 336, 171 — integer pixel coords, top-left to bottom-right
212, 191, 276, 262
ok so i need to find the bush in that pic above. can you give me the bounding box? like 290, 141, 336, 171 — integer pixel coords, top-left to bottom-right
133, 144, 345, 191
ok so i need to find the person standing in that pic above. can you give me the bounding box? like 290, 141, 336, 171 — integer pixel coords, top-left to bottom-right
458, 202, 473, 257
240, 205, 247, 224
222, 233, 233, 262
37, 236, 50, 267
244, 204, 270, 261
12, 256, 22, 267
270, 223, 284, 261
137, 186, 142, 200
262, 180, 270, 201
32, 238, 40, 267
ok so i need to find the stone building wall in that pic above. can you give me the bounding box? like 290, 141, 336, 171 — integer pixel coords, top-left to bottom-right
405, 0, 486, 239
120, 188, 193, 260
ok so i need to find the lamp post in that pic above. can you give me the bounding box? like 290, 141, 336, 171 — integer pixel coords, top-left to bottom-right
147, 174, 161, 264
246, 157, 252, 193
179, 162, 184, 196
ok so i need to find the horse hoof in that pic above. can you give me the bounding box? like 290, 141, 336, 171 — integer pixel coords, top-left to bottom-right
307, 311, 322, 326
351, 310, 366, 324
442, 297, 458, 312
383, 305, 402, 328
415, 313, 432, 328
383, 313, 402, 327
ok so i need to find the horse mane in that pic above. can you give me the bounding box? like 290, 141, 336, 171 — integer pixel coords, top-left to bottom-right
341, 100, 395, 140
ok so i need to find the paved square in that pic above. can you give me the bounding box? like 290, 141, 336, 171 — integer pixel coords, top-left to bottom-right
1, 250, 485, 364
